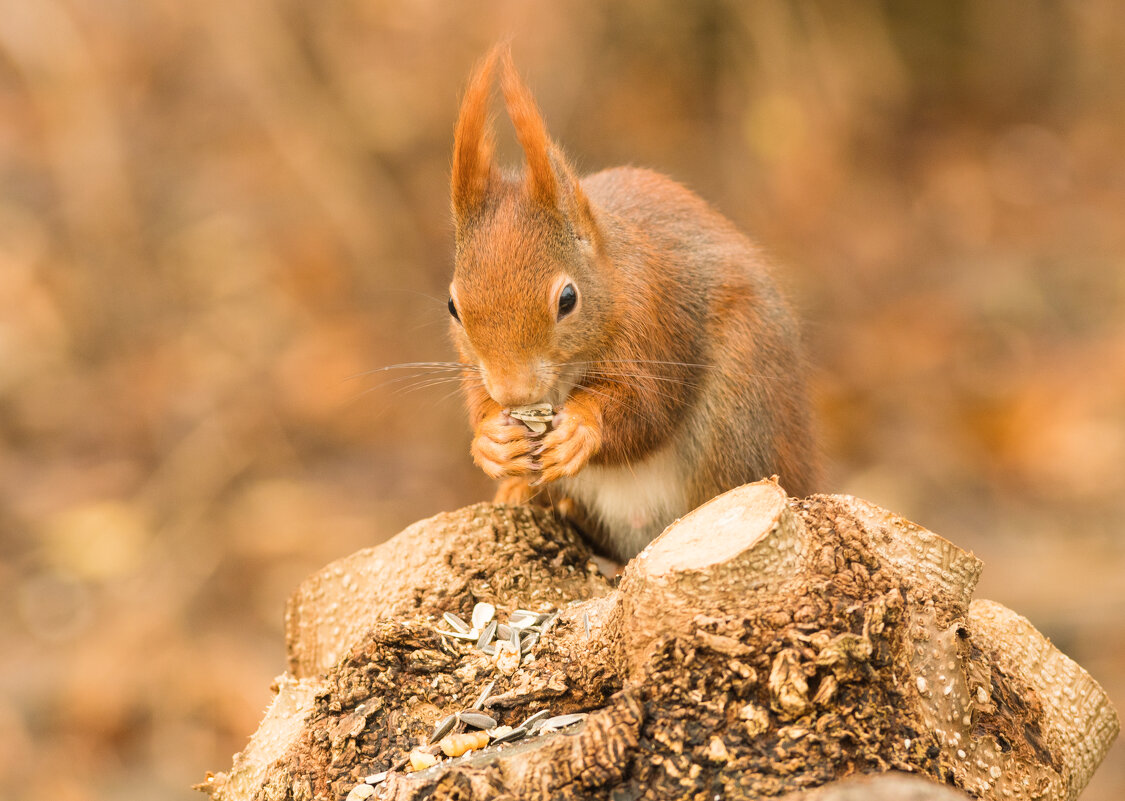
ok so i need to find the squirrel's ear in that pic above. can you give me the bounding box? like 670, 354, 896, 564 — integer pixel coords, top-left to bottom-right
452, 47, 501, 219
499, 50, 599, 244
498, 49, 555, 207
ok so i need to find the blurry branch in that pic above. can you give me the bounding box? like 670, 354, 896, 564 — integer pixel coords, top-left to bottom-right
202, 0, 416, 271
0, 0, 142, 274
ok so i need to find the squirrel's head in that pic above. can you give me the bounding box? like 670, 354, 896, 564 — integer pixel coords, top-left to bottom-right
448, 46, 608, 409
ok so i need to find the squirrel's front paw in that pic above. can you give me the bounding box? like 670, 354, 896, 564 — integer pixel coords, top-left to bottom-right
471, 412, 538, 479
533, 403, 602, 484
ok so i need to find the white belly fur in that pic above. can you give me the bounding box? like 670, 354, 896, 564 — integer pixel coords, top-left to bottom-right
559, 442, 690, 558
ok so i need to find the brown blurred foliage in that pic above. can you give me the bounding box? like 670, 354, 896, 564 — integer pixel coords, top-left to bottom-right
0, 2, 1122, 799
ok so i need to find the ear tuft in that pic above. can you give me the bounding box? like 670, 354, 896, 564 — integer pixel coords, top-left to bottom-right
498, 49, 559, 207
452, 46, 502, 218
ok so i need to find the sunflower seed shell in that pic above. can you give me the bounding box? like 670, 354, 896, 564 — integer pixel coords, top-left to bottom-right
435, 629, 477, 641
541, 713, 587, 730
492, 725, 528, 744
472, 679, 496, 710
471, 602, 496, 630
430, 714, 457, 743
458, 711, 497, 730
475, 619, 497, 650
442, 612, 471, 633
519, 709, 550, 729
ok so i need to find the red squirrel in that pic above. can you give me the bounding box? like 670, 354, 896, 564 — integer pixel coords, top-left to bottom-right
448, 47, 818, 560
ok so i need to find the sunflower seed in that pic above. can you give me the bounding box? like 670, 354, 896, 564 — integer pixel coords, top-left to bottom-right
583, 610, 591, 640
347, 784, 375, 801
521, 632, 539, 652
509, 612, 537, 630
443, 612, 471, 633
458, 711, 497, 730
480, 642, 496, 656
496, 623, 513, 641
519, 709, 550, 730
364, 771, 388, 785
508, 403, 554, 435
435, 629, 478, 641
541, 713, 586, 730
430, 714, 457, 743
509, 626, 522, 656
471, 602, 496, 630
491, 725, 528, 744
475, 619, 497, 650
472, 679, 496, 710
539, 612, 560, 636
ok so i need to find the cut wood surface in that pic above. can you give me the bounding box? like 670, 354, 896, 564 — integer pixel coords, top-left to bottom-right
200, 481, 1119, 801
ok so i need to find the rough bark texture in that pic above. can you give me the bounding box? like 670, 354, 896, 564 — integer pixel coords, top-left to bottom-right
199, 481, 1119, 801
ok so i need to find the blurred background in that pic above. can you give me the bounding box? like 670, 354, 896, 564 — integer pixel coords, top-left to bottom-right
0, 1, 1122, 799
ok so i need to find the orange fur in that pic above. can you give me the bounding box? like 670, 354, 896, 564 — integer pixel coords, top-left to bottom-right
497, 48, 557, 207
447, 49, 820, 560
451, 47, 500, 217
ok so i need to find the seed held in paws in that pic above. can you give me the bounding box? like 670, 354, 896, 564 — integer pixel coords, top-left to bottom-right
507, 402, 554, 435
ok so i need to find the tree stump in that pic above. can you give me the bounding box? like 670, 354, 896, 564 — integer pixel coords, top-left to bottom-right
198, 481, 1118, 801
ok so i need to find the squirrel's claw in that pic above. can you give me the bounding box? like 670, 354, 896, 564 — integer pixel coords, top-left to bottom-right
535, 403, 602, 483
471, 410, 538, 478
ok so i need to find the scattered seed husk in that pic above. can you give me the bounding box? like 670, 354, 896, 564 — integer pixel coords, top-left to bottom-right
583, 610, 591, 640
480, 642, 497, 656
442, 612, 471, 633
475, 619, 497, 649
458, 711, 497, 730
346, 783, 375, 801
430, 714, 457, 743
509, 612, 537, 630
539, 612, 560, 636
509, 626, 522, 656
540, 713, 587, 730
491, 725, 528, 744
471, 602, 496, 630
364, 772, 388, 786
472, 679, 496, 710
520, 632, 539, 652
519, 709, 550, 729
435, 628, 478, 641
439, 730, 490, 757
507, 403, 554, 434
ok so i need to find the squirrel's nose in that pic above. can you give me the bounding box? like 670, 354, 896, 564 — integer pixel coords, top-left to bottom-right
484, 365, 543, 408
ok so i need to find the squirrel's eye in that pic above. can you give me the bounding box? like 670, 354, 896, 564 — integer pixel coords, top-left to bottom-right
557, 283, 578, 319
448, 297, 460, 323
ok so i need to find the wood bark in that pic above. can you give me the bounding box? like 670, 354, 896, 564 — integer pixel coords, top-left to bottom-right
199, 481, 1118, 801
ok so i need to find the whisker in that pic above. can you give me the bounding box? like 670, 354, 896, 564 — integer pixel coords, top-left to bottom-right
348, 371, 476, 405
585, 363, 787, 384
586, 374, 689, 407
344, 361, 477, 382
584, 369, 703, 388
561, 358, 718, 370
434, 380, 480, 408
370, 368, 469, 389
388, 374, 478, 398
574, 383, 649, 421
346, 368, 475, 400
